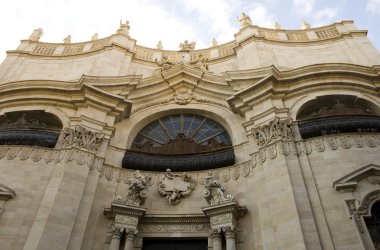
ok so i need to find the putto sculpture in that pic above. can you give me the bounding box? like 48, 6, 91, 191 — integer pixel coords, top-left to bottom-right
113, 170, 150, 207
179, 40, 196, 52
158, 169, 196, 205
238, 12, 252, 28
155, 56, 178, 72
29, 28, 43, 41
190, 54, 209, 72
202, 171, 234, 205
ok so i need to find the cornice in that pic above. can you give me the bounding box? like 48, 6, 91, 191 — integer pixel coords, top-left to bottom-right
227, 64, 380, 116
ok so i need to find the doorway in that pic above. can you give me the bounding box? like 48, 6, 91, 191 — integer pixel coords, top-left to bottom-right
142, 238, 208, 250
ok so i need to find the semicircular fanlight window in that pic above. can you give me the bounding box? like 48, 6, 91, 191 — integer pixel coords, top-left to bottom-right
131, 114, 231, 154
124, 114, 234, 171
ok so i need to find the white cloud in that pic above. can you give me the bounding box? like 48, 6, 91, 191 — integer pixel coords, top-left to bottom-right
313, 7, 338, 27
248, 4, 276, 28
367, 0, 380, 14
292, 0, 316, 15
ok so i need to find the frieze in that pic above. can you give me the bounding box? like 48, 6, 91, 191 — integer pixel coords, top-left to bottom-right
139, 223, 210, 233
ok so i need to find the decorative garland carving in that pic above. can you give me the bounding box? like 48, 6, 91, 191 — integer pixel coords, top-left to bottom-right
174, 89, 193, 105
62, 126, 104, 153
251, 118, 294, 147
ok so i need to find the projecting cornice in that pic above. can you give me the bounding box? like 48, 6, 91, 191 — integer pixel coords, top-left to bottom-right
0, 77, 133, 122
227, 63, 380, 116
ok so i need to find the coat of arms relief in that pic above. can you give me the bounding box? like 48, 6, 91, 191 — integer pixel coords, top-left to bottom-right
158, 169, 196, 205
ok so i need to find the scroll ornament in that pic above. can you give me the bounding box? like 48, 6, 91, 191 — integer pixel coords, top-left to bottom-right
202, 171, 234, 205
251, 117, 294, 147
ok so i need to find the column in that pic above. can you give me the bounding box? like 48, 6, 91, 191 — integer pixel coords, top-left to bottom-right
211, 229, 222, 250
124, 230, 135, 250
110, 228, 122, 250
224, 227, 236, 250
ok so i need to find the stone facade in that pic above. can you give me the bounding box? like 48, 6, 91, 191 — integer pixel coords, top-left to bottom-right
0, 17, 380, 250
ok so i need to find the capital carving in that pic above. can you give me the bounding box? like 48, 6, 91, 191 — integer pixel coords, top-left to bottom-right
251, 117, 294, 147
158, 169, 196, 205
202, 171, 234, 206
113, 170, 150, 207
222, 226, 236, 238
111, 227, 122, 239
62, 126, 104, 153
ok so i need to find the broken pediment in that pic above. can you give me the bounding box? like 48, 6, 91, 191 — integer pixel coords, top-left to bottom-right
333, 164, 380, 192
0, 184, 16, 200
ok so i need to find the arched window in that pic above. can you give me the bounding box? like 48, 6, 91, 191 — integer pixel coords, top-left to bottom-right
365, 201, 380, 249
123, 114, 234, 171
0, 110, 62, 148
296, 95, 380, 139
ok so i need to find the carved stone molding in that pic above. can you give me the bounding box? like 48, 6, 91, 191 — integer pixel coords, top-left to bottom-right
251, 117, 294, 147
104, 203, 146, 230
158, 169, 196, 205
0, 184, 16, 201
174, 89, 193, 105
62, 126, 104, 153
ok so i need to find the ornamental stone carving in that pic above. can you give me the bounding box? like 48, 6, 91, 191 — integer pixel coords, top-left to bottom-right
117, 20, 130, 36
179, 40, 196, 52
29, 28, 43, 41
155, 56, 179, 72
158, 169, 196, 205
0, 113, 46, 129
251, 117, 294, 147
174, 89, 193, 105
62, 126, 104, 153
238, 13, 252, 28
202, 171, 234, 206
113, 170, 150, 207
190, 54, 209, 72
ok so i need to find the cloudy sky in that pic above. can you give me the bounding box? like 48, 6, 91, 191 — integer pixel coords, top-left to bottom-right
0, 0, 379, 62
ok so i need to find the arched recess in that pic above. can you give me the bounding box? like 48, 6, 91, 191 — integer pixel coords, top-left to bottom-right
0, 110, 63, 148
122, 111, 236, 171
293, 94, 380, 139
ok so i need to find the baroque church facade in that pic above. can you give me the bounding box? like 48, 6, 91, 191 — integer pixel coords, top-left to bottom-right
0, 14, 380, 250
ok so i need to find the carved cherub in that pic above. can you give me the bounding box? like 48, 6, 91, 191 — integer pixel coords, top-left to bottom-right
190, 54, 209, 72
202, 171, 234, 205
155, 56, 177, 71
238, 12, 252, 28
179, 40, 196, 52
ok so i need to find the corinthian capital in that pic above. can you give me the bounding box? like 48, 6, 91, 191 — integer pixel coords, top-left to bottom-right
251, 117, 294, 147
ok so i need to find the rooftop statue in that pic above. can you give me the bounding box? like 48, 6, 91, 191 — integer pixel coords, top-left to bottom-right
91, 33, 98, 41
274, 22, 281, 29
179, 40, 196, 52
29, 28, 43, 42
301, 21, 310, 30
117, 19, 130, 36
63, 35, 71, 44
190, 54, 209, 72
156, 40, 163, 50
211, 38, 218, 47
238, 12, 252, 28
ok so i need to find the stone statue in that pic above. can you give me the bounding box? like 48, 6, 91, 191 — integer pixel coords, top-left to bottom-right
211, 38, 218, 47
113, 170, 150, 207
155, 56, 178, 72
202, 171, 234, 205
91, 33, 98, 41
190, 54, 209, 72
238, 12, 252, 28
63, 35, 71, 44
156, 40, 163, 50
301, 21, 310, 30
117, 19, 130, 36
179, 40, 196, 52
274, 22, 281, 29
29, 28, 43, 41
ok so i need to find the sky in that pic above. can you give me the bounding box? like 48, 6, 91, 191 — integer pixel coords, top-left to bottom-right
0, 0, 379, 62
